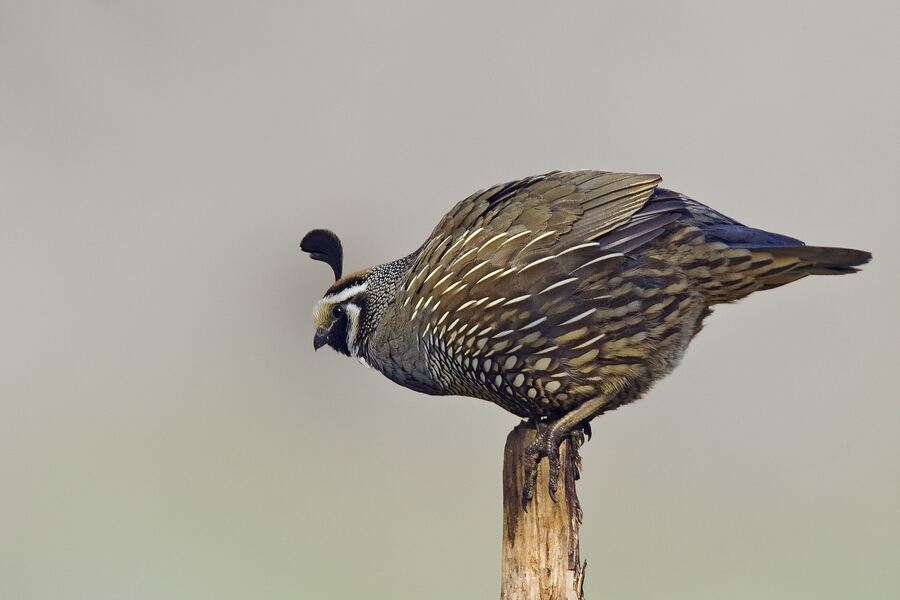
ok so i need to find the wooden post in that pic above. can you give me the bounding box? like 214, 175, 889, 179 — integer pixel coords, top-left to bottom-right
501, 421, 586, 600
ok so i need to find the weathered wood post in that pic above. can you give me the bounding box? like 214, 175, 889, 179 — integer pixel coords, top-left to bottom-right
501, 421, 586, 600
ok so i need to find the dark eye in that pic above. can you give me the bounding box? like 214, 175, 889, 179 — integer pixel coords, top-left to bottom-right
331, 304, 345, 319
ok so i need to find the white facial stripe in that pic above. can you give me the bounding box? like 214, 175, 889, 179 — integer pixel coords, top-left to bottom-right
323, 282, 368, 304
344, 303, 361, 357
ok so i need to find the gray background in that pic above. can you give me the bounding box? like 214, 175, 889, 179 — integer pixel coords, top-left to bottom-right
2, 1, 897, 598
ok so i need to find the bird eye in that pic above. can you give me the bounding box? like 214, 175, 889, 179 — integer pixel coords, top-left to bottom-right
331, 304, 345, 319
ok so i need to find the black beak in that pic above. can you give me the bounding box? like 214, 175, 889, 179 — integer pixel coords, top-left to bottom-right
313, 331, 328, 350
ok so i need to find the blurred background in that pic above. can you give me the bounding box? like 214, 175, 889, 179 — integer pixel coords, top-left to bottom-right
2, 1, 897, 598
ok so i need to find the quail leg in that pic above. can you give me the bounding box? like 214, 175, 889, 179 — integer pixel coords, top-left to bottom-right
521, 419, 553, 509
521, 395, 610, 509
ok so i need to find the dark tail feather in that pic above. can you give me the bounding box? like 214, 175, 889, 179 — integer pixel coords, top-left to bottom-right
761, 246, 872, 273
746, 245, 871, 290
687, 220, 870, 302
700, 223, 871, 273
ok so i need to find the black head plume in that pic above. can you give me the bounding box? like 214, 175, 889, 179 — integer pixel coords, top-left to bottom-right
301, 229, 344, 280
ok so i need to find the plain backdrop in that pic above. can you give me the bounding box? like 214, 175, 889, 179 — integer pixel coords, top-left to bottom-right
2, 2, 898, 599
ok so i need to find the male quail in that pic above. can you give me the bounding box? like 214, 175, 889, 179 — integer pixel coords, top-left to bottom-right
301, 170, 870, 505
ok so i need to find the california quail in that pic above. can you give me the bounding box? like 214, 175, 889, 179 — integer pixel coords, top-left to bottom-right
301, 170, 871, 505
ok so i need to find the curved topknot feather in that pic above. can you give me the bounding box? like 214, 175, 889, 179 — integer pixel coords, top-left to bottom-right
301, 229, 344, 280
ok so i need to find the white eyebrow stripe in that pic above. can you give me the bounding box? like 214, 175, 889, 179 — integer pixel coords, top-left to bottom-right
323, 283, 368, 304
519, 230, 556, 252
538, 277, 578, 295
519, 317, 548, 330
560, 308, 597, 325
572, 333, 606, 350
570, 252, 625, 273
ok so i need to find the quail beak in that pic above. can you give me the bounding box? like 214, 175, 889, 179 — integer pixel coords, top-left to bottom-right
313, 330, 328, 350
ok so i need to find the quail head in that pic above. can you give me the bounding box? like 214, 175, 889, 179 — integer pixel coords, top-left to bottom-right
302, 170, 871, 505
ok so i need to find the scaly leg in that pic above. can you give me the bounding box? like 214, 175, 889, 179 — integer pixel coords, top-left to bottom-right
521, 395, 610, 509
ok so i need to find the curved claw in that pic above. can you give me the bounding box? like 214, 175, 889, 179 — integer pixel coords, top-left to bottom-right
520, 421, 594, 509
521, 422, 565, 510
520, 395, 609, 508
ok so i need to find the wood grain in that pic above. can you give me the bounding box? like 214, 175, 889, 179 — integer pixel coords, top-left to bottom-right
501, 422, 585, 600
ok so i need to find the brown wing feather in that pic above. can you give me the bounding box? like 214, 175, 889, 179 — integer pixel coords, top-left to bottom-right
406, 171, 663, 289
385, 172, 685, 415
370, 171, 869, 419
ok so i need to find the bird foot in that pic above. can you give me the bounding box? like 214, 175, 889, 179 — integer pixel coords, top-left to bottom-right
521, 420, 586, 510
